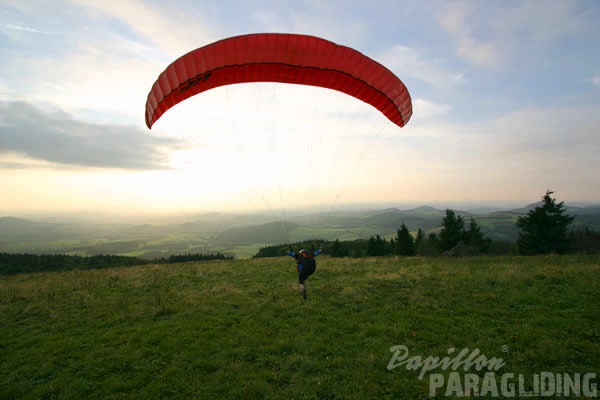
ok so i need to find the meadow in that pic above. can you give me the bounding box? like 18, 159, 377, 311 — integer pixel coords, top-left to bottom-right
1, 255, 598, 399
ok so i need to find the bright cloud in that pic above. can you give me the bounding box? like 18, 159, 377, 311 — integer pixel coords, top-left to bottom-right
411, 99, 451, 120
67, 0, 218, 58
378, 45, 467, 89
4, 23, 44, 33
249, 7, 368, 49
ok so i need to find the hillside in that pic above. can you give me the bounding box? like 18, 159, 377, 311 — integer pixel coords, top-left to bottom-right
1, 255, 598, 398
0, 217, 65, 242
214, 221, 300, 245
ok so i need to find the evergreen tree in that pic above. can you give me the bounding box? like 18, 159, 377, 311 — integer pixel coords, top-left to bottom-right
396, 224, 416, 256
375, 234, 386, 256
331, 239, 341, 257
416, 232, 439, 256
414, 228, 425, 250
516, 190, 575, 254
464, 218, 491, 253
569, 226, 600, 254
388, 237, 396, 255
367, 236, 377, 256
331, 239, 349, 257
367, 235, 386, 256
438, 209, 465, 253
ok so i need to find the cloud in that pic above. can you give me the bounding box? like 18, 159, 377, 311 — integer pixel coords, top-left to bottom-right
0, 153, 61, 169
412, 99, 451, 120
250, 7, 368, 49
0, 30, 165, 123
424, 102, 600, 196
437, 1, 597, 69
67, 0, 218, 58
401, 101, 600, 165
3, 23, 45, 34
0, 101, 182, 169
592, 76, 600, 87
0, 1, 220, 125
0, 161, 33, 169
373, 101, 600, 202
378, 45, 466, 89
437, 2, 499, 68
481, 105, 600, 157
486, 1, 591, 43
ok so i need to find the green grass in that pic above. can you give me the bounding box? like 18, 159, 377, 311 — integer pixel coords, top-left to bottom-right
215, 243, 269, 259
1, 255, 598, 399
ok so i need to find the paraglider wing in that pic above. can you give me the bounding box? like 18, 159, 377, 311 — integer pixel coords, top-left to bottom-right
145, 33, 412, 129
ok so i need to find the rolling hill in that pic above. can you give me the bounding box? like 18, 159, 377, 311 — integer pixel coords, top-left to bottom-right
1, 202, 599, 258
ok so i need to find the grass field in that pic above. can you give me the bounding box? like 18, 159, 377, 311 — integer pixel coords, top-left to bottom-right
1, 255, 598, 399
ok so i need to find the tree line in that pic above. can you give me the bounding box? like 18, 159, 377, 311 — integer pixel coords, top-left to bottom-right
253, 241, 326, 258
0, 252, 233, 275
354, 191, 598, 256
326, 210, 493, 257
255, 190, 600, 258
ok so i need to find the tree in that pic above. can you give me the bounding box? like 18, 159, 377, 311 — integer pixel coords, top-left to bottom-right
367, 236, 376, 256
367, 235, 386, 256
417, 232, 439, 256
438, 209, 465, 253
569, 226, 600, 254
388, 237, 396, 255
414, 228, 425, 250
464, 218, 491, 254
331, 239, 349, 257
377, 235, 387, 256
516, 190, 575, 255
396, 224, 415, 256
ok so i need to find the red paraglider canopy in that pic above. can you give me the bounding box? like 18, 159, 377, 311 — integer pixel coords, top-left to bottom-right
145, 33, 412, 129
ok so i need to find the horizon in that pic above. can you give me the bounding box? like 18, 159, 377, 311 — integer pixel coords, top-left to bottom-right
3, 198, 599, 224
1, 1, 599, 215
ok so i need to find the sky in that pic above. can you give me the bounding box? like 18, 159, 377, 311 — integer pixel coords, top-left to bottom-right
1, 0, 599, 216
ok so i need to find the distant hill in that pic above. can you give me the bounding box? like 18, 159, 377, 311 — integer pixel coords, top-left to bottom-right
505, 202, 600, 215
214, 221, 300, 245
504, 202, 543, 214
212, 204, 600, 245
404, 205, 454, 216
359, 208, 448, 232
570, 207, 600, 230
478, 203, 600, 241
0, 217, 65, 243
2, 202, 599, 257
